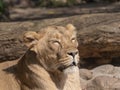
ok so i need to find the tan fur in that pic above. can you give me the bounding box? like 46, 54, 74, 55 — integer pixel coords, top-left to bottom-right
0, 24, 81, 90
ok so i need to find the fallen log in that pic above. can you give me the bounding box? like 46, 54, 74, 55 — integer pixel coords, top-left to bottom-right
0, 13, 120, 68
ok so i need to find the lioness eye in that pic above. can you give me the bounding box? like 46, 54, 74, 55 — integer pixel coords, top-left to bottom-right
71, 38, 76, 43
53, 41, 60, 46
49, 39, 61, 47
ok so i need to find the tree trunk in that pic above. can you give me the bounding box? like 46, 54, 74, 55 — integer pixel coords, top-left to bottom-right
0, 13, 120, 68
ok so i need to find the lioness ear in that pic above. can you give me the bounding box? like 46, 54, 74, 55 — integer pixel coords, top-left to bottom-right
23, 31, 39, 48
66, 24, 76, 30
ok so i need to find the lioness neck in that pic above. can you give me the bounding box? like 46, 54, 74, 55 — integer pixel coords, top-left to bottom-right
16, 53, 81, 90
63, 68, 81, 90
50, 67, 81, 90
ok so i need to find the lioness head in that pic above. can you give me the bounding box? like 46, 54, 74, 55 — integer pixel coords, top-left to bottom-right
23, 24, 79, 73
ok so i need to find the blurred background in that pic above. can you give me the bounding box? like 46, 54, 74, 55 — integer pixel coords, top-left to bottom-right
0, 0, 120, 69
0, 0, 120, 21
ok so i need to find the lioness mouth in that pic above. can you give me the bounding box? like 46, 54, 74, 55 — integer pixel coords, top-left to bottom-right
58, 63, 77, 72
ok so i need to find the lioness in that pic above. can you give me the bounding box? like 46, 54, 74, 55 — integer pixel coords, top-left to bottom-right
0, 24, 81, 90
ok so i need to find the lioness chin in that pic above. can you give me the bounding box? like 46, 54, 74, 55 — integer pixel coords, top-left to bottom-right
0, 24, 81, 90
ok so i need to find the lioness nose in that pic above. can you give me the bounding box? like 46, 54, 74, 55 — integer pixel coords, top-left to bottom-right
67, 51, 78, 58
72, 61, 77, 66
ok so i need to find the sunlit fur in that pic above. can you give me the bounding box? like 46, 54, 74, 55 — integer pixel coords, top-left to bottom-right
0, 24, 81, 90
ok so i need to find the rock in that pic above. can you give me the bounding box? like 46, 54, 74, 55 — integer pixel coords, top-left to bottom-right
92, 64, 114, 76
78, 24, 120, 68
80, 65, 120, 90
79, 69, 93, 80
86, 76, 120, 90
